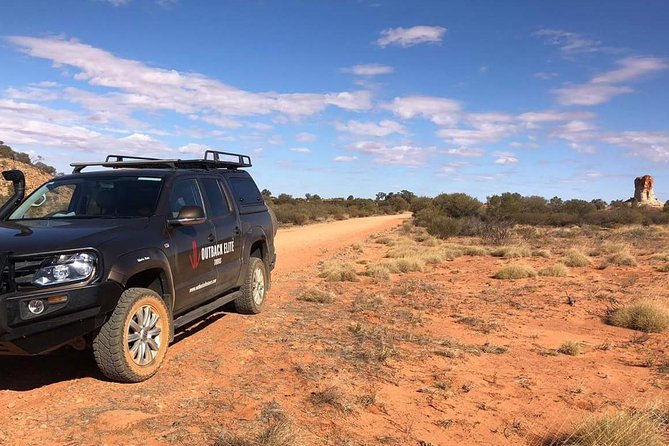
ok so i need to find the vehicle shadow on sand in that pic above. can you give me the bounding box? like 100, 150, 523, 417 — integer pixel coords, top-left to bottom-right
0, 307, 231, 391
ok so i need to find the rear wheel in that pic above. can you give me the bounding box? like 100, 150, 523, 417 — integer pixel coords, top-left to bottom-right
93, 288, 171, 383
235, 257, 267, 314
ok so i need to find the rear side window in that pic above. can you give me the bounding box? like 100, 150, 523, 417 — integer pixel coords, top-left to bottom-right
200, 178, 230, 217
229, 177, 262, 207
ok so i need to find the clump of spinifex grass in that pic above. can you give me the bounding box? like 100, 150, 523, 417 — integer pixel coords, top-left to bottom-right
493, 264, 537, 280
539, 263, 569, 277
490, 245, 532, 259
319, 262, 360, 282
561, 249, 591, 267
555, 409, 665, 446
557, 340, 581, 356
297, 288, 336, 304
606, 251, 638, 267
607, 299, 669, 333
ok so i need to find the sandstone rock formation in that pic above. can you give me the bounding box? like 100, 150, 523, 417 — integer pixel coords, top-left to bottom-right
631, 175, 663, 208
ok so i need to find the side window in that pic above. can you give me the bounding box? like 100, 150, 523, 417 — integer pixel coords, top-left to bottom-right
169, 179, 204, 218
229, 177, 262, 207
200, 178, 230, 218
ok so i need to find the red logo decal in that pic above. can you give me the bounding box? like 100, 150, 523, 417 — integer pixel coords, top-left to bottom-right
189, 240, 200, 269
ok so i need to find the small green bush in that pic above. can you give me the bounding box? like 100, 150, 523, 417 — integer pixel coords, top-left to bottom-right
426, 215, 461, 239
608, 300, 669, 333
539, 263, 569, 277
493, 264, 537, 280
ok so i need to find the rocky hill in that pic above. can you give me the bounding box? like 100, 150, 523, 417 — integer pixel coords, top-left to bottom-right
0, 158, 53, 202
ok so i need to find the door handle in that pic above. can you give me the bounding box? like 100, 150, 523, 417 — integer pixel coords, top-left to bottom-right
234, 226, 241, 235
208, 233, 215, 242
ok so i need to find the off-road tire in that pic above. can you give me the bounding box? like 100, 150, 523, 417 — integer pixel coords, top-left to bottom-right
93, 288, 171, 383
235, 257, 267, 314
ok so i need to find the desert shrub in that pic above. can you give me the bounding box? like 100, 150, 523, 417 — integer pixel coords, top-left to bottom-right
561, 249, 591, 267
608, 300, 669, 333
479, 219, 513, 245
490, 245, 532, 258
425, 215, 461, 239
650, 252, 669, 262
432, 193, 482, 218
607, 251, 638, 267
319, 262, 360, 282
442, 245, 464, 260
493, 264, 537, 280
539, 263, 569, 277
561, 409, 665, 446
298, 288, 335, 303
558, 340, 581, 356
590, 243, 627, 256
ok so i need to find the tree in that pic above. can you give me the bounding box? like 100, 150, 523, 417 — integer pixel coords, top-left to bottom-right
590, 198, 608, 210
433, 193, 482, 218
261, 189, 272, 199
375, 192, 387, 201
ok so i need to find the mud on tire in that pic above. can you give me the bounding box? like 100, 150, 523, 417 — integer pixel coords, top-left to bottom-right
235, 257, 267, 314
93, 288, 171, 383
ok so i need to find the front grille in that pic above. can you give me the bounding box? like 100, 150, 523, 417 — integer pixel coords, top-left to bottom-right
0, 253, 9, 294
12, 259, 43, 290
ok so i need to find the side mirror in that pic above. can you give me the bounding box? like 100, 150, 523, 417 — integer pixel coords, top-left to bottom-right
168, 206, 206, 226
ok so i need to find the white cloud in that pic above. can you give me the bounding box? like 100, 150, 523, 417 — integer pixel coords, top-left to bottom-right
289, 147, 311, 153
178, 143, 211, 155
446, 147, 484, 157
335, 119, 406, 137
6, 35, 373, 128
534, 28, 601, 55
377, 26, 447, 48
550, 120, 598, 153
553, 57, 668, 106
493, 151, 518, 165
342, 64, 394, 76
296, 132, 317, 143
517, 110, 595, 127
348, 141, 434, 166
439, 161, 470, 174
438, 114, 517, 146
602, 131, 669, 162
387, 96, 461, 126
334, 155, 358, 162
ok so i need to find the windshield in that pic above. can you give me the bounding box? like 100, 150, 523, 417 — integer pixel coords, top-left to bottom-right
8, 176, 163, 220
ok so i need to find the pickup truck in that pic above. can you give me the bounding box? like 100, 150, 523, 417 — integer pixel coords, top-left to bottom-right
0, 151, 276, 382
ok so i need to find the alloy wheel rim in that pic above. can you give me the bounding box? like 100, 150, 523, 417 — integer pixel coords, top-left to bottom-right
127, 304, 162, 366
252, 267, 265, 305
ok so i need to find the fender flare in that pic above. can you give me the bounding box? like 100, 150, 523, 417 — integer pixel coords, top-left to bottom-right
107, 248, 176, 311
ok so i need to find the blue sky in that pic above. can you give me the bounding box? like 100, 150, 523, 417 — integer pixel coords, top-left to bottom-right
1, 0, 668, 201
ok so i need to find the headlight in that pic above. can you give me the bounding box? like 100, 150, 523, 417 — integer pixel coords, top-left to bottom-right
32, 252, 98, 286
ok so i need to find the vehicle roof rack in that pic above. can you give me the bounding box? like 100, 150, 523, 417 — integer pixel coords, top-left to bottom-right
70, 150, 252, 173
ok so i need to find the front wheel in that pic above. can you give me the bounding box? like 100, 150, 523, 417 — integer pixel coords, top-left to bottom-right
235, 257, 267, 314
92, 288, 171, 383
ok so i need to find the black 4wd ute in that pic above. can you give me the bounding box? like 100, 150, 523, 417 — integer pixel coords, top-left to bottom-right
0, 151, 276, 382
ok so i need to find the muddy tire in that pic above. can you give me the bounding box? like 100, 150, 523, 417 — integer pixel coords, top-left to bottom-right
235, 257, 267, 314
93, 288, 171, 383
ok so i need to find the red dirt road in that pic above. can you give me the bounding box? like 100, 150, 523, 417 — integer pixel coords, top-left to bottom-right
0, 214, 410, 446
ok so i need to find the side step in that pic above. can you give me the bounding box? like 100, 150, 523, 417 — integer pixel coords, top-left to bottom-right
173, 290, 241, 329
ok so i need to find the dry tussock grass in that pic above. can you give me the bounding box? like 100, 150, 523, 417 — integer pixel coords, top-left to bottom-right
550, 409, 666, 446
606, 251, 638, 267
608, 299, 669, 333
297, 288, 336, 304
215, 420, 297, 446
319, 262, 360, 282
490, 245, 532, 258
539, 263, 569, 277
557, 341, 581, 356
561, 249, 591, 267
493, 264, 537, 280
